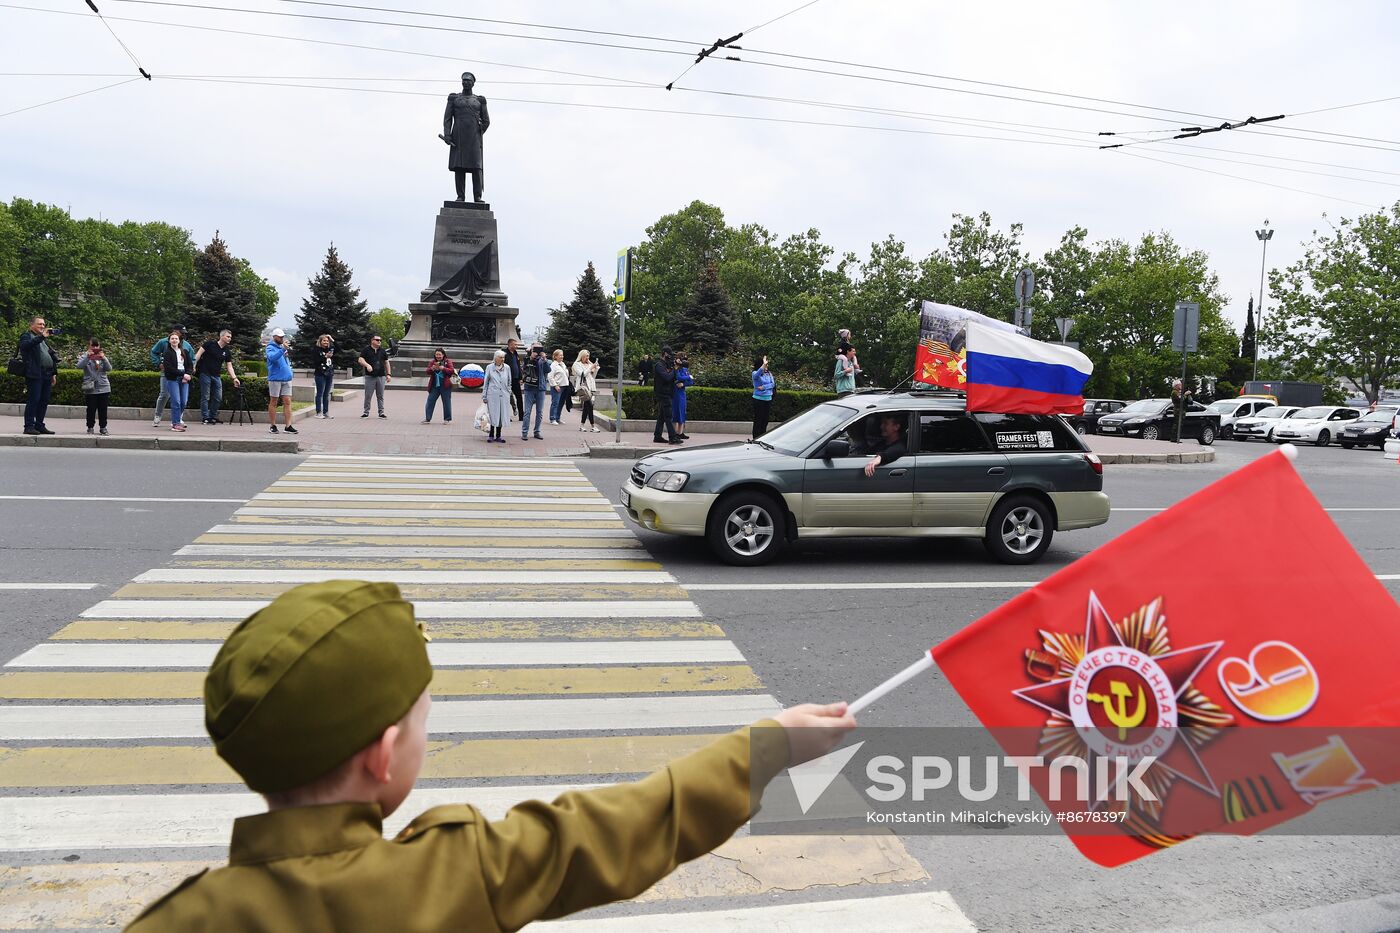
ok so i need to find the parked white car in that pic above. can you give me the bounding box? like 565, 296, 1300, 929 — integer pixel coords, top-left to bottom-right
1271, 405, 1362, 446
1231, 405, 1300, 442
1206, 397, 1280, 439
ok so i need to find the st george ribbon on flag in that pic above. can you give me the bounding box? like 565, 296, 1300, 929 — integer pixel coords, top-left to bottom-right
964, 321, 1092, 416
846, 446, 1400, 866
913, 300, 1020, 390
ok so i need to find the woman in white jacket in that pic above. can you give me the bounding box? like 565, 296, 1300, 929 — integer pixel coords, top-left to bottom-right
547, 349, 570, 425
572, 349, 600, 433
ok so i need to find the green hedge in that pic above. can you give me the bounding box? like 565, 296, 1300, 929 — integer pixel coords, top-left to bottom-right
2, 370, 270, 410
239, 359, 268, 377
622, 386, 837, 422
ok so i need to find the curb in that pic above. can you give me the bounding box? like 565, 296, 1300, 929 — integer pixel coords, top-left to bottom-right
0, 433, 299, 454
1097, 449, 1215, 464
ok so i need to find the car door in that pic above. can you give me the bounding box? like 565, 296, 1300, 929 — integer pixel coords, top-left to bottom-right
802, 411, 914, 529
913, 413, 1009, 529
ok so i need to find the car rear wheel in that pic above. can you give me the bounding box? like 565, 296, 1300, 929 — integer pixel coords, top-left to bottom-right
1198, 424, 1216, 446
1141, 424, 1160, 441
1075, 422, 1089, 435
985, 496, 1054, 565
707, 490, 785, 566
1315, 429, 1331, 447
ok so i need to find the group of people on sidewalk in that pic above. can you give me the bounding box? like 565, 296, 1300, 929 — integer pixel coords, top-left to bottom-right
477, 338, 602, 443
18, 317, 857, 444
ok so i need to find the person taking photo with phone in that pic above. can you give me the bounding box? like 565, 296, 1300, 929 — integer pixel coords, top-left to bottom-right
77, 338, 113, 435
18, 316, 59, 436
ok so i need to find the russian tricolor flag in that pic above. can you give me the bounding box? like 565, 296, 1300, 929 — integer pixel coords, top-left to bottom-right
964, 322, 1092, 416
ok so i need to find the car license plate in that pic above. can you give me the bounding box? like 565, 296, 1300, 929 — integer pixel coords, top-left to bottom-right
619, 488, 631, 508
1100, 425, 1118, 432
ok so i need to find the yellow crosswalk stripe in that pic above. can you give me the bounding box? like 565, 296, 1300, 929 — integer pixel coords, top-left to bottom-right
0, 733, 727, 787
0, 664, 762, 700
225, 514, 624, 528
111, 582, 691, 600
49, 619, 729, 641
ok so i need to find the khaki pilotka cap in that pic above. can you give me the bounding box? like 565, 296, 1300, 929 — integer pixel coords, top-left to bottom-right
204, 580, 432, 794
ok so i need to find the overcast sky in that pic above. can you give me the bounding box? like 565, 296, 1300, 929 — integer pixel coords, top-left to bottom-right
3, 0, 1397, 341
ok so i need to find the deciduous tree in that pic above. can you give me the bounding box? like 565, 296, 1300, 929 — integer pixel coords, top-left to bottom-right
1267, 204, 1400, 402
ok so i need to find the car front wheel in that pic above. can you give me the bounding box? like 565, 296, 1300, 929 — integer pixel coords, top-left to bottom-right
1075, 422, 1089, 435
1141, 424, 1160, 441
985, 496, 1054, 565
708, 490, 785, 566
1199, 424, 1216, 446
1315, 429, 1331, 447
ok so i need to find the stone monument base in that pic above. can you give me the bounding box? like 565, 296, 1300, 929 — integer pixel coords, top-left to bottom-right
391, 200, 521, 378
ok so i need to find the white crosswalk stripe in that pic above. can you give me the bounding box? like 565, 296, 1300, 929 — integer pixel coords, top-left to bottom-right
0, 453, 933, 926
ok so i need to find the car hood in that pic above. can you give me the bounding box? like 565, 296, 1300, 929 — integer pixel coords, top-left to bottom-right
637, 440, 792, 474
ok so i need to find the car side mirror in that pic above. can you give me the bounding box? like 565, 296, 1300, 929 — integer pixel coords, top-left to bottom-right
822, 438, 851, 459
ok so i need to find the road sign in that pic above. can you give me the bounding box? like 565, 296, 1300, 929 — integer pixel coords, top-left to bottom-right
1015, 268, 1035, 304
1055, 316, 1074, 341
1172, 301, 1200, 353
614, 248, 633, 304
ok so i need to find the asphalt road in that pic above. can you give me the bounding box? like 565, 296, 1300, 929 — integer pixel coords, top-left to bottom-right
579, 439, 1400, 933
2, 440, 1397, 931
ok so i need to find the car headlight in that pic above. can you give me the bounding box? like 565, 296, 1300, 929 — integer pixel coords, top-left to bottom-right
646, 470, 689, 492
1123, 419, 1145, 426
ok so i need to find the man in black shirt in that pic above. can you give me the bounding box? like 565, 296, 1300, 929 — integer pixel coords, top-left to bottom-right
652, 347, 681, 444
194, 329, 241, 425
861, 414, 908, 477
357, 335, 392, 418
503, 337, 523, 420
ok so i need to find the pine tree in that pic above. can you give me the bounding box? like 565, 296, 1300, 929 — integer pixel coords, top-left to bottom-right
1240, 295, 1256, 364
184, 232, 260, 355
293, 243, 371, 367
671, 262, 739, 354
542, 262, 617, 359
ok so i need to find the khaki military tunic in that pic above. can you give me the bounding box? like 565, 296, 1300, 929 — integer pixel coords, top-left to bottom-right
126, 723, 787, 932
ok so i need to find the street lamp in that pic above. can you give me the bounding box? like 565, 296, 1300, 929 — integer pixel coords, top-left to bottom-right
1252, 220, 1274, 382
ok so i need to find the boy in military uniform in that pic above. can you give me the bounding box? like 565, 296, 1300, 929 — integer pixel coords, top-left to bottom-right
126, 580, 855, 931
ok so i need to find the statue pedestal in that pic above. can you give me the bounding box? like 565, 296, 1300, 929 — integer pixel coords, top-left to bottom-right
393, 201, 519, 378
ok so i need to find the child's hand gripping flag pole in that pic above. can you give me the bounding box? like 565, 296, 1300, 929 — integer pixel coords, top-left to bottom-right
845, 444, 1400, 866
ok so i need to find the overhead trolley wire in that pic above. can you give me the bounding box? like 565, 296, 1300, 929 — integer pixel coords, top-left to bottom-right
84, 0, 152, 79
109, 0, 697, 59
1290, 93, 1400, 117
0, 3, 660, 86
0, 75, 142, 118
1114, 150, 1384, 209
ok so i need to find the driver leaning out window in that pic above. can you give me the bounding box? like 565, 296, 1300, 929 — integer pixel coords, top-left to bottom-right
861, 413, 908, 477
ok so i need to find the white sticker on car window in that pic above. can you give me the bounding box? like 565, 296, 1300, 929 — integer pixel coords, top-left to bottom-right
996, 431, 1041, 449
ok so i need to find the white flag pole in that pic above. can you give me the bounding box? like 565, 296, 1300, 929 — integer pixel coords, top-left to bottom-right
848, 651, 935, 715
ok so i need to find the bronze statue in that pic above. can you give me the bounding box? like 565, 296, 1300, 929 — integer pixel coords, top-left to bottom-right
442, 71, 490, 202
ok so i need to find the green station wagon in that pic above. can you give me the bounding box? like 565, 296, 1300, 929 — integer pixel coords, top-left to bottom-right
621, 391, 1110, 566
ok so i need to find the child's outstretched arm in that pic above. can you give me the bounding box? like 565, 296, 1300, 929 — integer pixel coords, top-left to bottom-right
471, 703, 854, 931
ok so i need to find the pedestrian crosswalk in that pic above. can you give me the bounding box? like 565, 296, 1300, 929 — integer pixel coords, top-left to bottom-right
0, 454, 950, 930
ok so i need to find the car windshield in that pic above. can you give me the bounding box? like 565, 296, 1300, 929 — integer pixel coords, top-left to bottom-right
760, 402, 857, 455
1119, 398, 1168, 414
1207, 400, 1239, 413
1293, 406, 1332, 419
1358, 409, 1398, 423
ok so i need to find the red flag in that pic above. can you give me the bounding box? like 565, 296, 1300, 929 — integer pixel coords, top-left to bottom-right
932, 450, 1400, 866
